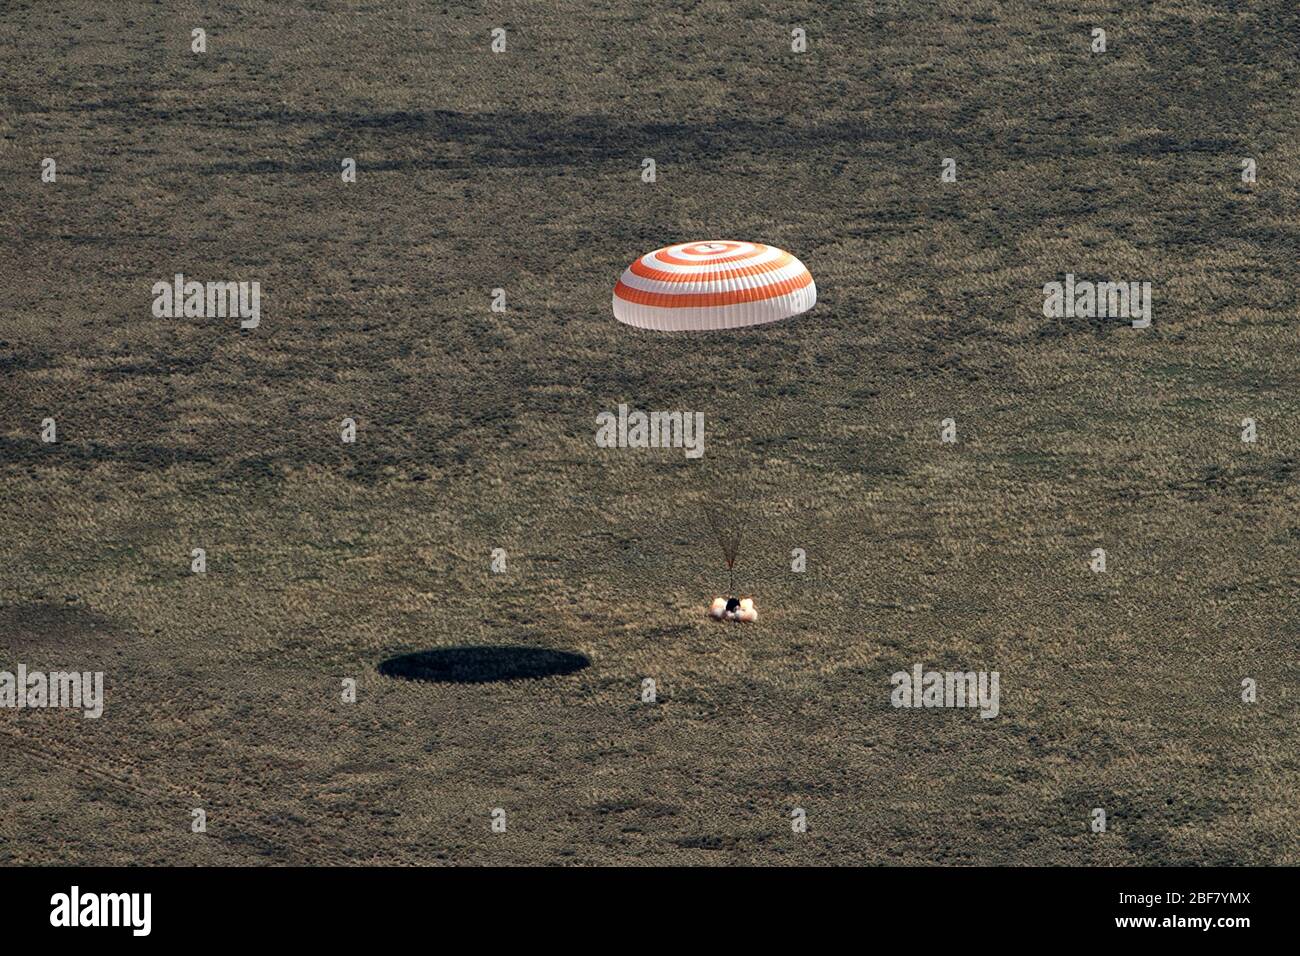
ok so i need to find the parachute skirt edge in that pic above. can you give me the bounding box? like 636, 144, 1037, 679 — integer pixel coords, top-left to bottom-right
611, 281, 817, 332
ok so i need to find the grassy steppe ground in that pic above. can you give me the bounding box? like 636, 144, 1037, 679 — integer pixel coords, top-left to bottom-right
1, 1, 1297, 864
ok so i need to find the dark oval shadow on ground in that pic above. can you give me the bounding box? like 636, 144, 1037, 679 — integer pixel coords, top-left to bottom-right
378, 646, 590, 684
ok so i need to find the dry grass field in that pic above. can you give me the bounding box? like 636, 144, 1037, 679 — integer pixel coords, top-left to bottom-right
1, 1, 1298, 865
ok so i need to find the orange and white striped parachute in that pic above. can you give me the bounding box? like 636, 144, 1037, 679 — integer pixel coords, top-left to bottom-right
612, 241, 816, 331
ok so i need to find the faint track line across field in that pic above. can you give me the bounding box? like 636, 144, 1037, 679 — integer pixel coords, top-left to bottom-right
0, 722, 358, 865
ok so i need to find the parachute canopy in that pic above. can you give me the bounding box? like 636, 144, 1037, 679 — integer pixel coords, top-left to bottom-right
612, 241, 816, 331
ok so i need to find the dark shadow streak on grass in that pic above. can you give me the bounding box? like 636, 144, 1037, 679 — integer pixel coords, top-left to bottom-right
378, 646, 590, 684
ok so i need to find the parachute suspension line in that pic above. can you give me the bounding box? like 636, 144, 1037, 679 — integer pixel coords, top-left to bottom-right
730, 508, 748, 597
705, 503, 744, 596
